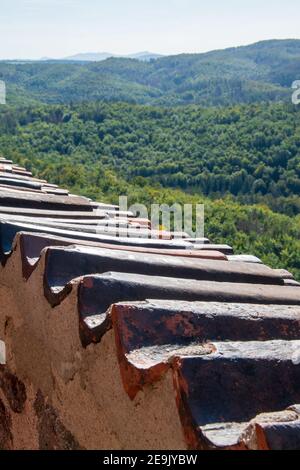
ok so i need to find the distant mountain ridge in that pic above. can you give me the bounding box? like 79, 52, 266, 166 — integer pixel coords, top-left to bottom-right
1, 39, 300, 106
58, 51, 164, 62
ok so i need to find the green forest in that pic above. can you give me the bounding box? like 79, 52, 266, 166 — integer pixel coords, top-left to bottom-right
1, 101, 300, 215
0, 100, 299, 280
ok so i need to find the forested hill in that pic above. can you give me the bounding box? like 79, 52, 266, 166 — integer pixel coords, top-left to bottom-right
1, 101, 300, 216
1, 39, 300, 106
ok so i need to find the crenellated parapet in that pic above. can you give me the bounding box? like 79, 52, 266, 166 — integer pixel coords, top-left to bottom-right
0, 159, 299, 450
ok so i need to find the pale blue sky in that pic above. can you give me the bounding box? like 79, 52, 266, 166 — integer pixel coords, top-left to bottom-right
0, 0, 299, 59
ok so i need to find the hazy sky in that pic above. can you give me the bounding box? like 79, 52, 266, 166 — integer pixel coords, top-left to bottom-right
0, 0, 299, 59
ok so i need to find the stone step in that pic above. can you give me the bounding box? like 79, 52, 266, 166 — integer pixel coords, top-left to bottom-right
109, 300, 300, 400
0, 217, 172, 239
0, 206, 108, 219
173, 340, 300, 448
0, 190, 91, 211
0, 171, 52, 185
77, 272, 300, 346
227, 254, 263, 264
111, 300, 300, 349
42, 245, 287, 303
12, 232, 227, 280
0, 221, 194, 258
193, 244, 234, 255
183, 238, 210, 244
0, 177, 43, 190
0, 213, 139, 227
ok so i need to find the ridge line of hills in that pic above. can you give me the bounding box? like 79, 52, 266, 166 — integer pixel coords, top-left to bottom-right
1, 39, 300, 106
